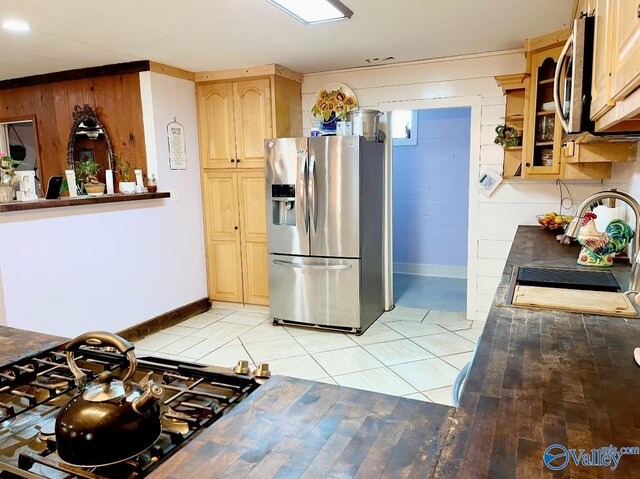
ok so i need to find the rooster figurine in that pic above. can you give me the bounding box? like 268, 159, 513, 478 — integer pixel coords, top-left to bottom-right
577, 212, 635, 267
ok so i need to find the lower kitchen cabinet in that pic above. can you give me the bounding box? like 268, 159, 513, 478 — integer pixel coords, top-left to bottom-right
201, 170, 269, 305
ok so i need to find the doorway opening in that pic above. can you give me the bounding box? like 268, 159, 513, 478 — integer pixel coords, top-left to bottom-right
392, 107, 471, 312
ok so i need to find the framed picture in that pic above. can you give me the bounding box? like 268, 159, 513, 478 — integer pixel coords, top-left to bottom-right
77, 148, 94, 163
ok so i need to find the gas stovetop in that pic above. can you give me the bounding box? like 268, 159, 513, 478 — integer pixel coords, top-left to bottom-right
0, 345, 266, 478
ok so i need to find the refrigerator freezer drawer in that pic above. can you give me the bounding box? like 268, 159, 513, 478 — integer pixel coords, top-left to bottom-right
269, 254, 360, 329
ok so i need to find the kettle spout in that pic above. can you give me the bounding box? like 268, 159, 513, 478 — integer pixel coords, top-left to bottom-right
132, 382, 163, 415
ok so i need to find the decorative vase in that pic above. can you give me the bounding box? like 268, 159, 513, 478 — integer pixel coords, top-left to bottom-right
0, 185, 14, 203
320, 112, 338, 133
119, 182, 136, 194
84, 183, 105, 196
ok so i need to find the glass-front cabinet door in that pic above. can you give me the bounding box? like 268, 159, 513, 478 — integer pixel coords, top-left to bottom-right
523, 46, 564, 178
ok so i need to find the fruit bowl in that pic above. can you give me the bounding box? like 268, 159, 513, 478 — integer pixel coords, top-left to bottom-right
536, 214, 572, 231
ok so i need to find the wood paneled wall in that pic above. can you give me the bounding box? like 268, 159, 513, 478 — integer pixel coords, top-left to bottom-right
0, 73, 147, 184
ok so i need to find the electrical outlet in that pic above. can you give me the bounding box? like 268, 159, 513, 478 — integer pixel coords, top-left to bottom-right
169, 189, 179, 202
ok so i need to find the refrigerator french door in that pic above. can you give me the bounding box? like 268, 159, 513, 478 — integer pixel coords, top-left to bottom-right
265, 136, 384, 333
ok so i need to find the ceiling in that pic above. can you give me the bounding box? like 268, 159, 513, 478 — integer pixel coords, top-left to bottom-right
0, 0, 576, 81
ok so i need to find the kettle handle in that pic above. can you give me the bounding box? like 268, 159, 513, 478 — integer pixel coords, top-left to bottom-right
65, 331, 137, 387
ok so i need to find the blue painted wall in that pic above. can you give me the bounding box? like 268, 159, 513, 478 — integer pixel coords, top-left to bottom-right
393, 107, 471, 269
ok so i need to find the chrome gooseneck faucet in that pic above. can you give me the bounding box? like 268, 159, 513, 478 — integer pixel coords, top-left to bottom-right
565, 189, 640, 291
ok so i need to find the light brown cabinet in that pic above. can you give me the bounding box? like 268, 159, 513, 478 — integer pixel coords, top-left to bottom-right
201, 171, 244, 302
196, 65, 302, 306
610, 0, 640, 101
522, 46, 565, 178
497, 27, 634, 182
590, 0, 616, 120
197, 79, 272, 169
201, 171, 269, 305
590, 0, 640, 130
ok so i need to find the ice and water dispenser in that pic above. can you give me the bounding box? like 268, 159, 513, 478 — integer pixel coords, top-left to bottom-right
271, 184, 296, 226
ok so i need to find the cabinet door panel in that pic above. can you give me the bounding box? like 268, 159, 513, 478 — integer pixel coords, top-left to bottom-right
238, 172, 269, 305
202, 172, 243, 302
203, 172, 239, 241
591, 0, 615, 120
233, 79, 273, 169
197, 83, 237, 169
208, 242, 243, 302
610, 0, 640, 101
242, 242, 270, 306
523, 47, 563, 178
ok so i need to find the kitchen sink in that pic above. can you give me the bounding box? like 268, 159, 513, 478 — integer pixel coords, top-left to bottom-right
509, 266, 622, 293
505, 266, 639, 317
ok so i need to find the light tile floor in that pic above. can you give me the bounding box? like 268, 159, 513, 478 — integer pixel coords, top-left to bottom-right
393, 273, 467, 312
135, 304, 484, 407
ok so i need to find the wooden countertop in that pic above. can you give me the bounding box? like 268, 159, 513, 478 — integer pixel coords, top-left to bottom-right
0, 192, 169, 213
149, 376, 454, 479
435, 226, 640, 478
0, 325, 65, 364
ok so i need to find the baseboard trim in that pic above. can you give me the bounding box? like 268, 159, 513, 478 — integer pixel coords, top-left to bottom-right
118, 298, 211, 342
394, 263, 467, 279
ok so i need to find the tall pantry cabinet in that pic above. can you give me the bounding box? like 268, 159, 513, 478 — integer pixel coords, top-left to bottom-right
196, 65, 302, 305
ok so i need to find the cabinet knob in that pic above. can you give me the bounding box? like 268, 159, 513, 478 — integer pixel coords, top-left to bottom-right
230, 159, 235, 163
525, 162, 531, 167
637, 3, 640, 18
236, 159, 241, 163
234, 226, 239, 230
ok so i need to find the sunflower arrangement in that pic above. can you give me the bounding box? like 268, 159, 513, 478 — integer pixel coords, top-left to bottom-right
311, 87, 358, 122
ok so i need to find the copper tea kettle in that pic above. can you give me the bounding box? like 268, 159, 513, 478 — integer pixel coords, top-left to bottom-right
55, 331, 163, 467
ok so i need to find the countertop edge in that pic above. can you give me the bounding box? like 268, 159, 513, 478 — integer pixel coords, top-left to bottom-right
0, 192, 170, 213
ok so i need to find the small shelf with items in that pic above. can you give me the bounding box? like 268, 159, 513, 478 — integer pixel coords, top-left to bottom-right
494, 73, 529, 179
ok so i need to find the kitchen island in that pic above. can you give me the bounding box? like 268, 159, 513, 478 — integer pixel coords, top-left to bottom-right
0, 325, 64, 364
2, 226, 640, 478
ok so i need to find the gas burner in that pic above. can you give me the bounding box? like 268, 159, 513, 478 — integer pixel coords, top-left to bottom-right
33, 374, 71, 391
0, 349, 264, 478
0, 404, 15, 429
36, 417, 56, 443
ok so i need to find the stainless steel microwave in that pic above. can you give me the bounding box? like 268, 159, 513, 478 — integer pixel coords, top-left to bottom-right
554, 15, 640, 142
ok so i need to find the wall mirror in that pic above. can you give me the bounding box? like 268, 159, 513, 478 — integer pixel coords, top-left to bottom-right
0, 117, 41, 189
67, 105, 114, 182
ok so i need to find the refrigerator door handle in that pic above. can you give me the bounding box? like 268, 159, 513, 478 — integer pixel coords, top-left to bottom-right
309, 155, 318, 232
301, 156, 309, 233
272, 259, 353, 271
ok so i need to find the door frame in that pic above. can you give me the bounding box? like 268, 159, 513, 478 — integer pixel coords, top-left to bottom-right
380, 98, 481, 321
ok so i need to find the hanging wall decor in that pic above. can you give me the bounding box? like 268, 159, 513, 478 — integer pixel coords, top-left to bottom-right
167, 117, 187, 170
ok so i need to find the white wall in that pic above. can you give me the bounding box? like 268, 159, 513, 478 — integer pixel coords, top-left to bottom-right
303, 51, 612, 321
0, 72, 207, 336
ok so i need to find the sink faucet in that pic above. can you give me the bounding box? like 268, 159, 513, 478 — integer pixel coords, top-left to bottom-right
565, 189, 640, 290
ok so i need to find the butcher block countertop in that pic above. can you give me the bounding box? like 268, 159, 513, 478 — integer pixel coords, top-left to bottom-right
0, 325, 65, 364
149, 376, 454, 479
434, 226, 640, 478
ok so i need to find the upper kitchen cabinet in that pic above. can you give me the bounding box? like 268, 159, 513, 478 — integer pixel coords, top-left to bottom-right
591, 0, 640, 131
197, 79, 271, 169
196, 65, 302, 170
197, 82, 237, 169
591, 0, 616, 120
520, 29, 571, 179
610, 0, 640, 101
233, 80, 273, 169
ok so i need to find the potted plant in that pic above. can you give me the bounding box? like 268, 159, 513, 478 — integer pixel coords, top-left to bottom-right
115, 154, 135, 194
0, 153, 23, 203
76, 157, 104, 196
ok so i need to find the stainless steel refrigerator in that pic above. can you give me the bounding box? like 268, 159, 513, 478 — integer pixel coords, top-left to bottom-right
265, 136, 384, 334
